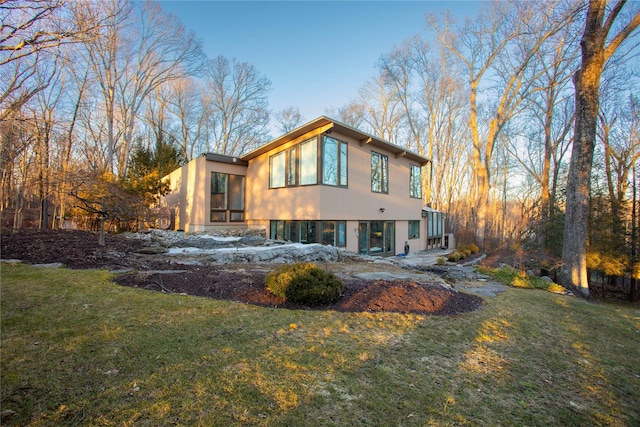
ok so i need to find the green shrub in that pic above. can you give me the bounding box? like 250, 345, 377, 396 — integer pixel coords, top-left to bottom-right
437, 256, 446, 266
265, 263, 343, 306
447, 252, 461, 262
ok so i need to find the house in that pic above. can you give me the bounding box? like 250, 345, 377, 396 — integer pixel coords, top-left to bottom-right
161, 116, 446, 255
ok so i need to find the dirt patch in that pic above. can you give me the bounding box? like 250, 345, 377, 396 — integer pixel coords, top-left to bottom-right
1, 229, 482, 315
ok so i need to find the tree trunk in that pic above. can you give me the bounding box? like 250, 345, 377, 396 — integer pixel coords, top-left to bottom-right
99, 217, 106, 246
561, 2, 608, 298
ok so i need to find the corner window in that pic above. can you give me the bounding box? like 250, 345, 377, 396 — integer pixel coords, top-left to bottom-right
269, 135, 346, 189
211, 172, 245, 222
410, 165, 422, 199
408, 220, 420, 239
371, 151, 388, 193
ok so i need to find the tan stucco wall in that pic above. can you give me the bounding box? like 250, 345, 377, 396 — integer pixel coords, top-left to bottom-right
162, 155, 247, 233
245, 128, 427, 252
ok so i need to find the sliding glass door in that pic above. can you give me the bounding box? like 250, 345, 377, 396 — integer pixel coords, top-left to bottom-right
358, 221, 395, 256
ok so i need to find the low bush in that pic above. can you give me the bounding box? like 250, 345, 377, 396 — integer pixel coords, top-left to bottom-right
437, 256, 446, 266
476, 265, 564, 293
458, 243, 479, 255
266, 262, 343, 306
447, 252, 461, 262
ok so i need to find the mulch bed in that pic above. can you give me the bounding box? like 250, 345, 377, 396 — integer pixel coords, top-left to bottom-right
1, 229, 482, 315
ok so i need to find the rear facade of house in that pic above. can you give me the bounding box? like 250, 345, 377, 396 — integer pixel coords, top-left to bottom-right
162, 117, 447, 255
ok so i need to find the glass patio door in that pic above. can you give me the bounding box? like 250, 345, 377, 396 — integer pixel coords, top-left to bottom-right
358, 221, 395, 256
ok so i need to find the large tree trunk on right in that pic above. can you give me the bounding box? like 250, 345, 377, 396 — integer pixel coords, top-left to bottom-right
560, 2, 608, 298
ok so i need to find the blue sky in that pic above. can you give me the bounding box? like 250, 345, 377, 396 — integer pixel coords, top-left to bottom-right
160, 1, 481, 131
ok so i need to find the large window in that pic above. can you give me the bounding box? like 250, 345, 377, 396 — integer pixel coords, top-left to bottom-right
211, 172, 245, 222
270, 220, 346, 247
322, 136, 347, 187
269, 136, 347, 188
371, 151, 388, 193
410, 164, 422, 199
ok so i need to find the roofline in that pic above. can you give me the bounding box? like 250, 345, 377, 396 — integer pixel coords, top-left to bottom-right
202, 152, 248, 166
241, 116, 430, 165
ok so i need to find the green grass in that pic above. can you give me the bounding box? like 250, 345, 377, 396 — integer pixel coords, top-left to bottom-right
1, 264, 639, 426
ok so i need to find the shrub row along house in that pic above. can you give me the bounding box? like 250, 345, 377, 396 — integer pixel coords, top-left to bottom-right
161, 117, 447, 255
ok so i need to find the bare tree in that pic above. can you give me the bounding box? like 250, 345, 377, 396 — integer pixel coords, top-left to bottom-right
507, 19, 580, 250
560, 0, 640, 297
163, 76, 207, 160
0, 0, 107, 120
327, 102, 366, 128
115, 2, 204, 176
204, 55, 271, 156
378, 35, 468, 208
80, 1, 203, 176
428, 1, 573, 249
274, 106, 305, 134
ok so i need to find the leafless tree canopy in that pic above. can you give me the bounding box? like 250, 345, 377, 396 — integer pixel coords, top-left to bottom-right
1, 0, 639, 297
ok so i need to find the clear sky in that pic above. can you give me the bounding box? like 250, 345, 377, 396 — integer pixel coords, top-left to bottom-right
159, 1, 481, 132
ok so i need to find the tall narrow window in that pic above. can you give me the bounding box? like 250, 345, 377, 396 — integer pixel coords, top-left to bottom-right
339, 142, 347, 186
410, 164, 422, 198
270, 151, 285, 188
299, 137, 317, 185
210, 173, 227, 221
287, 146, 298, 186
323, 137, 338, 185
371, 151, 388, 193
228, 175, 245, 222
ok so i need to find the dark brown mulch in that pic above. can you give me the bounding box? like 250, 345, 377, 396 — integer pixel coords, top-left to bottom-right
1, 229, 482, 315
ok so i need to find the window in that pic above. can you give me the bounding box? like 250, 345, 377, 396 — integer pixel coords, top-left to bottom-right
269, 136, 346, 188
211, 172, 245, 222
210, 173, 227, 221
410, 165, 422, 199
299, 138, 317, 185
408, 220, 420, 239
270, 151, 286, 188
427, 211, 443, 238
270, 137, 317, 188
269, 220, 345, 247
358, 221, 395, 255
287, 146, 298, 186
371, 151, 388, 193
228, 174, 245, 222
322, 136, 347, 187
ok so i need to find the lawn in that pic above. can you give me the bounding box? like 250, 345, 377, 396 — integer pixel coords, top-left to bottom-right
1, 264, 639, 426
